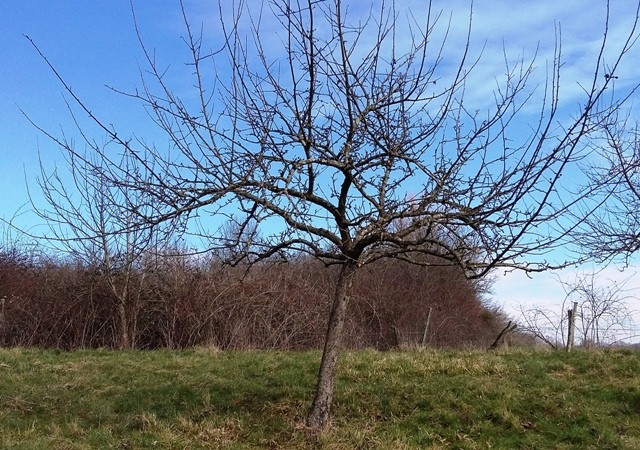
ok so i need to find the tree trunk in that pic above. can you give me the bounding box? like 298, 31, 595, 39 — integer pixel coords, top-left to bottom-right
306, 262, 357, 429
116, 297, 130, 349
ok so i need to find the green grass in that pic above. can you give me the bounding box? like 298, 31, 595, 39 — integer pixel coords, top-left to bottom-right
1, 347, 639, 449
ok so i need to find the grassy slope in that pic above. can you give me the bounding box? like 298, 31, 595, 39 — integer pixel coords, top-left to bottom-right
0, 348, 639, 449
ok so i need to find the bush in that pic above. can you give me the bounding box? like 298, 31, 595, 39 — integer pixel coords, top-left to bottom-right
0, 245, 507, 350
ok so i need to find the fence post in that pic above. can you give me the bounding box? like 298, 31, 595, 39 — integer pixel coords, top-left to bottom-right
421, 307, 433, 347
0, 296, 5, 342
488, 321, 517, 351
566, 301, 578, 352
393, 325, 401, 348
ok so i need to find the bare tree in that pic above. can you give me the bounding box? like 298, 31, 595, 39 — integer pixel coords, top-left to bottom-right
576, 115, 640, 264
26, 0, 640, 429
520, 272, 637, 348
27, 148, 171, 349
519, 304, 565, 349
569, 273, 637, 347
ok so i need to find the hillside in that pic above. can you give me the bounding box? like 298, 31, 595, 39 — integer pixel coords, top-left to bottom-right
1, 348, 639, 449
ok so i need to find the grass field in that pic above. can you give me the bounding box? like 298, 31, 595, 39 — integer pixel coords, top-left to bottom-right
1, 347, 639, 449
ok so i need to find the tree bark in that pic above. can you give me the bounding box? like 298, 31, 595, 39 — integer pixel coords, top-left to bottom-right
306, 261, 357, 429
116, 297, 131, 349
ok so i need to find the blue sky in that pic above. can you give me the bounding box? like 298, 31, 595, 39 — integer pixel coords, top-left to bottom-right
0, 1, 199, 224
1, 1, 639, 336
3, 1, 639, 222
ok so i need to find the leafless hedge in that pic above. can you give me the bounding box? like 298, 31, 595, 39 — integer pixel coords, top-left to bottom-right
0, 246, 507, 350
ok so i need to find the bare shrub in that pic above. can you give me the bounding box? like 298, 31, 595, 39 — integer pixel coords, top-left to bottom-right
1, 244, 505, 350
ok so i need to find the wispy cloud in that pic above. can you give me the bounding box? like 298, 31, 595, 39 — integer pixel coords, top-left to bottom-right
184, 1, 638, 112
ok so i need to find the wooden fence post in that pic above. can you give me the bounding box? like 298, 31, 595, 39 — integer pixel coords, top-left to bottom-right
393, 325, 401, 348
0, 296, 5, 341
421, 307, 433, 347
488, 321, 517, 351
566, 301, 578, 352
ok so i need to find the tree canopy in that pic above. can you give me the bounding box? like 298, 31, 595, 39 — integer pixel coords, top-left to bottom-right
25, 0, 640, 429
